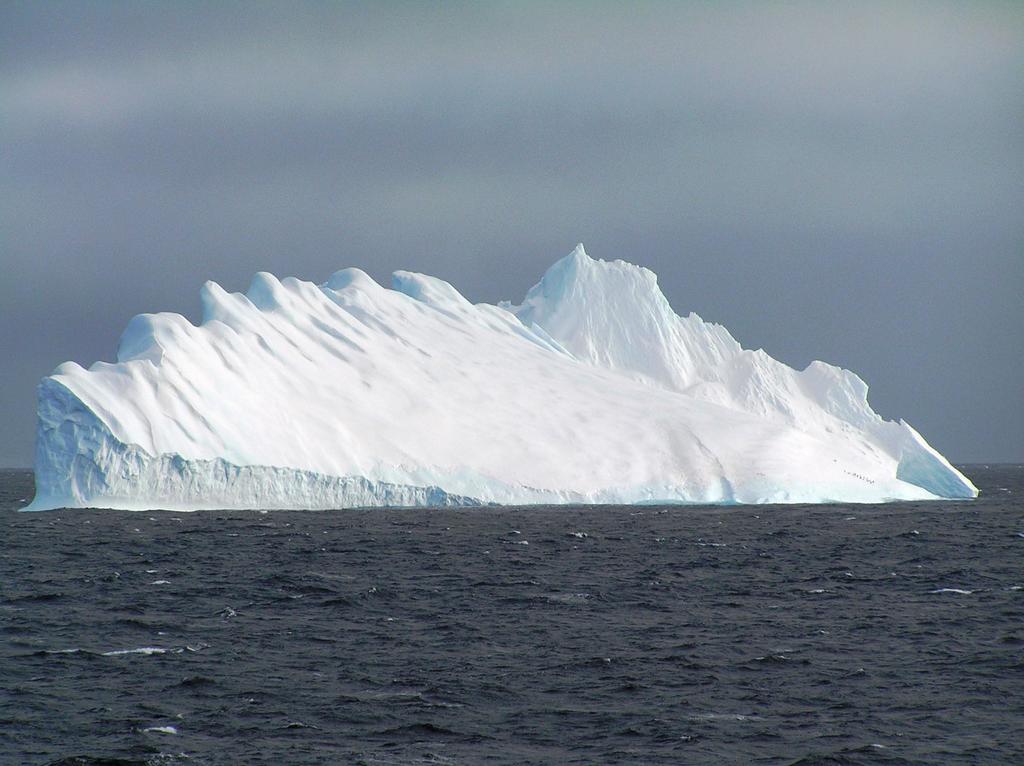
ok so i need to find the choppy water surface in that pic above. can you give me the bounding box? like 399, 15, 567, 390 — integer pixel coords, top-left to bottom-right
2, 466, 1022, 765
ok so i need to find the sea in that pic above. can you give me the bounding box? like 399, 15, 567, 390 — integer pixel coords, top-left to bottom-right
1, 466, 1022, 766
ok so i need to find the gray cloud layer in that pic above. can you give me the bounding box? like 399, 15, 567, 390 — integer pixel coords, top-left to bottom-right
2, 1, 1022, 466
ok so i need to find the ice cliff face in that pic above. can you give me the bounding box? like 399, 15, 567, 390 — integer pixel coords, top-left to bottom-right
26, 244, 977, 510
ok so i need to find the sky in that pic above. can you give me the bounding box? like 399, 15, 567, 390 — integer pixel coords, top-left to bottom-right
1, 1, 1022, 467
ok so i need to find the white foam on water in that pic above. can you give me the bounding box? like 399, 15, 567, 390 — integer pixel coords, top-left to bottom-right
102, 646, 167, 656
689, 713, 760, 722
142, 725, 178, 735
930, 588, 973, 595
545, 592, 594, 604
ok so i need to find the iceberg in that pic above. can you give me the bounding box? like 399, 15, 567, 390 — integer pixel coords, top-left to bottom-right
26, 244, 977, 511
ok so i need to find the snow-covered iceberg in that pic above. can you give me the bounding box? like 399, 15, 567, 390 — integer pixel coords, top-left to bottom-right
26, 245, 977, 511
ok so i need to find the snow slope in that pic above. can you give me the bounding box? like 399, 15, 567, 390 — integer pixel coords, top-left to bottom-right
26, 245, 977, 510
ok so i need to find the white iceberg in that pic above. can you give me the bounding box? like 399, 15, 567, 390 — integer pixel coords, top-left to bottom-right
26, 244, 977, 511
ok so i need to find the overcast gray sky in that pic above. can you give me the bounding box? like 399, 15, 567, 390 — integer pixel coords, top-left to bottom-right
2, 1, 1022, 467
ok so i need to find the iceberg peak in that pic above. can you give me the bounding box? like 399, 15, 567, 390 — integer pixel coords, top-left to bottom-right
522, 243, 659, 309
511, 246, 737, 389
391, 270, 474, 315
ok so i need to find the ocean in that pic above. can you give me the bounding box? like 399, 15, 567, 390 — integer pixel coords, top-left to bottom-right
1, 466, 1022, 765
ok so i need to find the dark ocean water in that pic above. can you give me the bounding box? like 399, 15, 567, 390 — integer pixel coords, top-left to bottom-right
2, 467, 1022, 766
